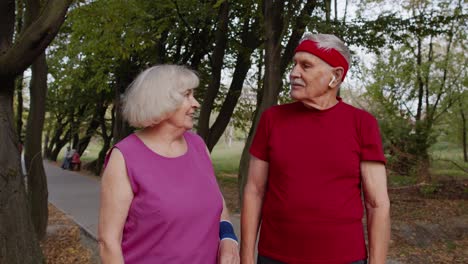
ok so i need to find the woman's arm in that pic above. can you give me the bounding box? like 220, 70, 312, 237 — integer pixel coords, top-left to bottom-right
218, 197, 240, 264
98, 149, 134, 264
204, 146, 239, 264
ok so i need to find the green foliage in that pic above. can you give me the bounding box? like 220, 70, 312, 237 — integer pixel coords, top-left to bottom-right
436, 90, 467, 157
360, 0, 466, 177
45, 0, 465, 179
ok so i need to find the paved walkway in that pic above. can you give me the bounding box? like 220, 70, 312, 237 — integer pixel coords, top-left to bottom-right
45, 161, 241, 240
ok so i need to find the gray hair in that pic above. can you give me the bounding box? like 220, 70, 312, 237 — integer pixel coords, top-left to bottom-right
299, 33, 351, 65
122, 64, 199, 128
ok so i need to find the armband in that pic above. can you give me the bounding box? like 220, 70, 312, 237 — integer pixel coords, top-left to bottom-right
219, 220, 238, 243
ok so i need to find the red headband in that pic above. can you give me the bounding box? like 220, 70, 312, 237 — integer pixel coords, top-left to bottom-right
294, 40, 349, 81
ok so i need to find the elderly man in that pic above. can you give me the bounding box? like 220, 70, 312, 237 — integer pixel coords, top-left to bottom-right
241, 33, 390, 264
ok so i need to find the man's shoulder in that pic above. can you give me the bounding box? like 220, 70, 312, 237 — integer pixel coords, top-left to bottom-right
265, 101, 300, 115
340, 101, 377, 121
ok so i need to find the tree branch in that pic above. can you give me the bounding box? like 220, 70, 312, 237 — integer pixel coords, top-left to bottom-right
437, 159, 468, 174
0, 0, 73, 76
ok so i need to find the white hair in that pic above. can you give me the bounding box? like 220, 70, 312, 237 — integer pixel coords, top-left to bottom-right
300, 33, 351, 65
122, 64, 199, 128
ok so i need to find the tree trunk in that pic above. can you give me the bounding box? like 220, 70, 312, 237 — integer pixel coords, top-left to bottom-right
113, 84, 132, 143
87, 93, 113, 175
15, 74, 24, 140
238, 0, 285, 200
237, 0, 318, 200
0, 0, 71, 260
0, 76, 44, 263
460, 104, 467, 162
14, 0, 24, 141
198, 0, 229, 142
43, 129, 50, 156
24, 52, 48, 240
76, 108, 100, 156
204, 9, 261, 151
112, 61, 137, 143
48, 123, 70, 161
94, 136, 112, 175
72, 131, 79, 149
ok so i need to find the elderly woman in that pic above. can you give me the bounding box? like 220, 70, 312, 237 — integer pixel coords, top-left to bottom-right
241, 33, 390, 264
99, 65, 239, 264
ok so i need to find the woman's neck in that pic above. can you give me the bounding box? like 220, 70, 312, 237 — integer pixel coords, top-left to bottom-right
137, 123, 187, 156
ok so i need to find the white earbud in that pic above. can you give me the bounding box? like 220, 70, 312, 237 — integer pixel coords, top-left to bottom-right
328, 75, 336, 87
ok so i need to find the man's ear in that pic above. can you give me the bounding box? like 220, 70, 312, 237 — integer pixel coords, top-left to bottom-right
333, 67, 344, 82
328, 75, 336, 87
329, 67, 344, 88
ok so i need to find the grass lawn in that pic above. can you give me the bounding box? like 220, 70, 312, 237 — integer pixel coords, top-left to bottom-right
211, 140, 244, 176
430, 146, 468, 180
210, 140, 244, 213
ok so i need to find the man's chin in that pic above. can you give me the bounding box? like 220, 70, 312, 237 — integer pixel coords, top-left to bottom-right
290, 91, 301, 101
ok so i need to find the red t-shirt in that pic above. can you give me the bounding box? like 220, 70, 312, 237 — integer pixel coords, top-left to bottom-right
250, 99, 386, 264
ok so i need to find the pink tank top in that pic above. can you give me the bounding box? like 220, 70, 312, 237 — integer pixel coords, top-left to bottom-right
105, 131, 223, 263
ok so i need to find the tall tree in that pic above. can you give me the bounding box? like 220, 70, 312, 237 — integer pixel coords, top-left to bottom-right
0, 0, 72, 262
23, 0, 50, 240
14, 0, 25, 141
198, 0, 230, 145
362, 0, 466, 179
198, 0, 263, 151
238, 0, 318, 199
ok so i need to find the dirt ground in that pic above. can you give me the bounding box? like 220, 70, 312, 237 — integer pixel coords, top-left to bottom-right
42, 176, 467, 263
387, 179, 468, 263
41, 204, 95, 264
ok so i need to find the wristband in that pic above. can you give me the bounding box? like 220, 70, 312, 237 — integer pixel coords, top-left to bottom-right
219, 220, 238, 243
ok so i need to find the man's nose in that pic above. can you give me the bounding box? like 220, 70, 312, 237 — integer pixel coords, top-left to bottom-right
192, 98, 201, 108
290, 65, 301, 78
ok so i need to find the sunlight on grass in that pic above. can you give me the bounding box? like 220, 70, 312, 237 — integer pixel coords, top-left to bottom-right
211, 140, 244, 176
430, 143, 467, 179
388, 175, 418, 187
56, 140, 102, 163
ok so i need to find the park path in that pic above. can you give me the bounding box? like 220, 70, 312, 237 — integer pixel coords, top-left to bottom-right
45, 160, 241, 240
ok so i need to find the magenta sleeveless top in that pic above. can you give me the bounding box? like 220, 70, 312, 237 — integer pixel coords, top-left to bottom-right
105, 131, 223, 263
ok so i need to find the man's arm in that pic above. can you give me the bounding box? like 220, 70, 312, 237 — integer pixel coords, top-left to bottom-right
361, 161, 391, 264
240, 156, 269, 264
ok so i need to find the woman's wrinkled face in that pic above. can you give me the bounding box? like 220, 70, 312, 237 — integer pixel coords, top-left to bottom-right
166, 88, 200, 130
289, 52, 334, 102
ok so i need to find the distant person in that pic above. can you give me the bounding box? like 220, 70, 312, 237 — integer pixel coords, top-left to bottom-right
99, 65, 239, 264
71, 151, 81, 171
61, 146, 74, 170
241, 33, 390, 264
